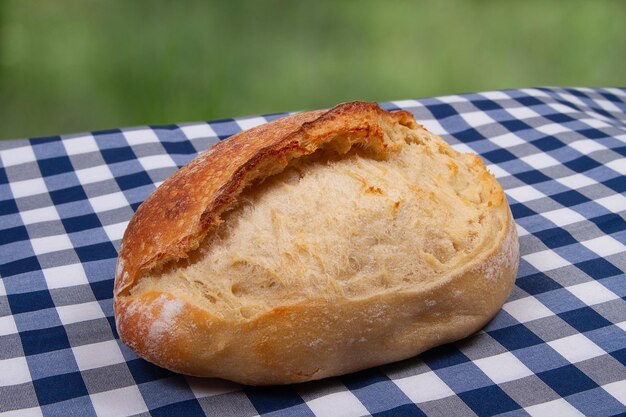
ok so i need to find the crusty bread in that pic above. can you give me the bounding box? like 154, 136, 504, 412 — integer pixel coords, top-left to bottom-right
114, 102, 519, 385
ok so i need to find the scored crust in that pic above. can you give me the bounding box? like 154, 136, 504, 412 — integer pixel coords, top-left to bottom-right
114, 101, 519, 385
114, 102, 416, 296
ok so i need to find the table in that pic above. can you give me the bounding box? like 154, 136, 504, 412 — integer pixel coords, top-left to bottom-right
1, 87, 625, 417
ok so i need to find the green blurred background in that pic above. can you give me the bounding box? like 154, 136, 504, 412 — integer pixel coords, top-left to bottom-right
0, 0, 624, 140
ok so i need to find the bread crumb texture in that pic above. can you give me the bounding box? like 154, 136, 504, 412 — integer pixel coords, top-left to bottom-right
131, 126, 503, 321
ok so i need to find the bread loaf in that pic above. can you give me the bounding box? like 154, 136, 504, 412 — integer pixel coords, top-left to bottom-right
113, 102, 519, 385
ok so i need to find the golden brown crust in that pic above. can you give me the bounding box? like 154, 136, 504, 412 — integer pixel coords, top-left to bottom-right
114, 101, 519, 385
114, 102, 416, 297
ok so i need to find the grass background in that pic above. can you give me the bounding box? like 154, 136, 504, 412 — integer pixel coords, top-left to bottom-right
0, 0, 624, 140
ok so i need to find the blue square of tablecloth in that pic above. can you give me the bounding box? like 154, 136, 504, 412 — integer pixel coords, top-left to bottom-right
33, 371, 89, 405
458, 385, 520, 416
538, 365, 598, 397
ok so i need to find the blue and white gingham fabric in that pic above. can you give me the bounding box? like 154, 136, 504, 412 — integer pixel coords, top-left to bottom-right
1, 87, 625, 417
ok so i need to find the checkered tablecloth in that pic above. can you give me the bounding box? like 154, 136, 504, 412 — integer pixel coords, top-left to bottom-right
1, 87, 625, 417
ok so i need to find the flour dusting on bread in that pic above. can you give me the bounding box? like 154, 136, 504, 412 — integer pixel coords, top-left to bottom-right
148, 295, 184, 343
